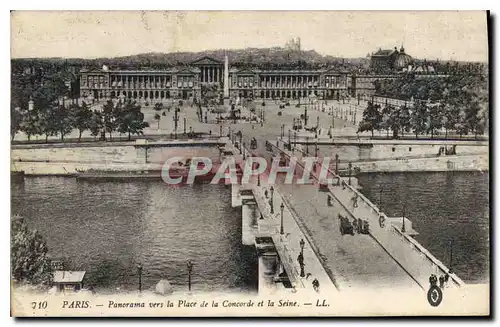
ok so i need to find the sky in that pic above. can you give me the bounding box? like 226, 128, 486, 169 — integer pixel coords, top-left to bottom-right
10, 11, 489, 62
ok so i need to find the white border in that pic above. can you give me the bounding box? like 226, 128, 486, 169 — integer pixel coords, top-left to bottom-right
2, 2, 497, 326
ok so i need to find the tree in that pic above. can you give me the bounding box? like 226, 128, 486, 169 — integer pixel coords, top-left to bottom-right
117, 101, 149, 141
357, 101, 381, 138
20, 110, 42, 142
388, 105, 402, 139
411, 100, 428, 138
154, 103, 163, 111
399, 104, 411, 138
442, 103, 458, 139
89, 110, 103, 140
11, 216, 52, 285
71, 102, 92, 142
465, 97, 487, 139
102, 100, 117, 141
154, 113, 161, 129
11, 107, 22, 141
53, 105, 73, 142
379, 104, 394, 138
38, 107, 57, 143
427, 102, 442, 138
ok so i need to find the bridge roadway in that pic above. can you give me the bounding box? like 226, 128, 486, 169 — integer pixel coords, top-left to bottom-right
243, 139, 420, 291
277, 183, 419, 290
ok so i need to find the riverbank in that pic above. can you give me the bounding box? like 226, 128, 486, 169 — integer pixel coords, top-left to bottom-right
350, 154, 488, 174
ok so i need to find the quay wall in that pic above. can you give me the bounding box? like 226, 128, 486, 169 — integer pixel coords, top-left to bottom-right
11, 143, 221, 175
317, 143, 487, 162
280, 139, 488, 173
349, 155, 488, 173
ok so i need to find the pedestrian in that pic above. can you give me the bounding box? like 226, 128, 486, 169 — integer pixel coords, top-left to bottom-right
312, 278, 320, 292
439, 275, 445, 289
352, 194, 358, 208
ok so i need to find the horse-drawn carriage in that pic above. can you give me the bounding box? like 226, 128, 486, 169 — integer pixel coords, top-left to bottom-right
338, 215, 354, 235
250, 137, 258, 150
353, 218, 370, 234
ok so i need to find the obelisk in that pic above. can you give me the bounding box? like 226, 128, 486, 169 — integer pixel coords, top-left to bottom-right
224, 54, 229, 99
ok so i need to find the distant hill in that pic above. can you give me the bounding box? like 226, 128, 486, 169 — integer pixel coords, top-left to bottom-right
12, 47, 370, 72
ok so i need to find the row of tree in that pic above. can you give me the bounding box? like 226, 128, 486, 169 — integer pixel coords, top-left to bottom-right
11, 99, 150, 142
360, 72, 489, 139
373, 73, 488, 102
358, 98, 487, 139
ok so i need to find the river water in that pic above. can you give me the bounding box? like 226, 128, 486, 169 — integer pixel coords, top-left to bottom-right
357, 171, 489, 284
11, 178, 258, 294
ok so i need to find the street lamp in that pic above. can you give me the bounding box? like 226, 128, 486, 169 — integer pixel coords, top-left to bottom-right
348, 162, 352, 185
306, 136, 309, 155
379, 187, 383, 209
294, 131, 297, 151
187, 260, 193, 291
298, 238, 305, 277
288, 129, 291, 151
137, 264, 143, 293
448, 240, 453, 274
270, 186, 274, 214
402, 203, 406, 233
335, 154, 339, 175
280, 202, 285, 235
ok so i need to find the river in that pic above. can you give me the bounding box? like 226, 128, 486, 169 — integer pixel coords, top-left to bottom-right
357, 171, 489, 284
11, 177, 258, 294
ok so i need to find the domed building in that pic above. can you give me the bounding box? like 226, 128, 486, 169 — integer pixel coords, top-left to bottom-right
370, 45, 413, 72
393, 46, 413, 70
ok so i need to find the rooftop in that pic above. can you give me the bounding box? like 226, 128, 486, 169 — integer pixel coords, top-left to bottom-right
53, 271, 86, 283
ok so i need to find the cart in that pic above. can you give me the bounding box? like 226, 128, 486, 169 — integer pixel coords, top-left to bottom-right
339, 215, 354, 235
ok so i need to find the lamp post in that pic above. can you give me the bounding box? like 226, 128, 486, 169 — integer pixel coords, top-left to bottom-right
288, 129, 291, 151
449, 240, 453, 274
187, 260, 193, 292
137, 264, 143, 293
348, 162, 352, 185
257, 173, 261, 186
306, 136, 309, 155
379, 187, 383, 209
243, 142, 246, 160
402, 203, 406, 233
270, 186, 274, 214
280, 202, 285, 235
335, 154, 339, 175
294, 131, 297, 151
299, 238, 305, 277
173, 107, 179, 139
315, 140, 319, 158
